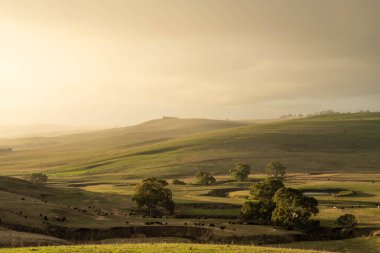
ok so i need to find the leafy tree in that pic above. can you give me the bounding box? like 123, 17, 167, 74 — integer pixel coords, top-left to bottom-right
241, 200, 273, 224
336, 214, 357, 228
171, 179, 186, 185
195, 171, 216, 186
229, 163, 251, 182
265, 162, 286, 178
132, 178, 174, 215
272, 187, 319, 227
250, 177, 284, 205
242, 177, 284, 223
30, 173, 48, 184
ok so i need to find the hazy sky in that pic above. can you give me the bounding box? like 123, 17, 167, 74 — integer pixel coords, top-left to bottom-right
1, 0, 380, 126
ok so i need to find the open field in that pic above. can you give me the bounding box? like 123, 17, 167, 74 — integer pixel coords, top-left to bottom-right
0, 243, 325, 253
0, 113, 380, 252
0, 172, 379, 247
0, 113, 379, 180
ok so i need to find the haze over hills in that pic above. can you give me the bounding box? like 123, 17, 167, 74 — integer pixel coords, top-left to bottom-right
0, 113, 379, 179
0, 124, 97, 138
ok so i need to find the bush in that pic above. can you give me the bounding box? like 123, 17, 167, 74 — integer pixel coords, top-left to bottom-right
171, 179, 186, 185
195, 171, 216, 186
30, 173, 48, 184
336, 214, 357, 228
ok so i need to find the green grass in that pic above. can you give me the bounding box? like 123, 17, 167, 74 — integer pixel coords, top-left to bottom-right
0, 113, 379, 180
275, 237, 380, 253
0, 243, 325, 253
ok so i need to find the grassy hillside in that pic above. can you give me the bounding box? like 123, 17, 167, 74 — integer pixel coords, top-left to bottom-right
0, 113, 379, 179
0, 243, 325, 253
275, 237, 380, 253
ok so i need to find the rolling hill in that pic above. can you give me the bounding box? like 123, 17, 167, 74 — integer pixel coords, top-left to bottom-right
0, 113, 379, 180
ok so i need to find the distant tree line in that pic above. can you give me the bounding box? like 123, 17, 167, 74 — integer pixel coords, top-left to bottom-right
279, 110, 379, 119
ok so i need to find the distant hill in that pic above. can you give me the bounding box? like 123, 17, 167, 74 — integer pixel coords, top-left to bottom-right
0, 113, 379, 179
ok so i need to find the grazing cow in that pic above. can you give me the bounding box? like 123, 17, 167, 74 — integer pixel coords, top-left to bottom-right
209, 223, 215, 227
220, 226, 226, 230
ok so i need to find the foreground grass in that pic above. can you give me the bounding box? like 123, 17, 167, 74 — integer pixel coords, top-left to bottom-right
0, 243, 325, 253
275, 237, 380, 253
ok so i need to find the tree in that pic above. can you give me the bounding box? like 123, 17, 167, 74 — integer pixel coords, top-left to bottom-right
336, 214, 357, 228
272, 187, 319, 227
195, 171, 216, 186
30, 173, 48, 184
229, 163, 251, 182
132, 178, 174, 215
241, 200, 274, 224
250, 177, 284, 205
242, 177, 284, 223
171, 179, 186, 185
265, 162, 286, 178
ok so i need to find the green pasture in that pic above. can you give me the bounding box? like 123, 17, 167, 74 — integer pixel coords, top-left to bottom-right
0, 243, 325, 253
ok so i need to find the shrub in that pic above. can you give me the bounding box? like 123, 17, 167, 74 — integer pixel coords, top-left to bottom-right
336, 214, 357, 228
171, 179, 186, 185
195, 171, 216, 186
30, 173, 48, 184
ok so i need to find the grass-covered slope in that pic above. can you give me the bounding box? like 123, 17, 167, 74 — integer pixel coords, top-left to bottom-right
0, 243, 325, 253
0, 113, 379, 179
275, 237, 380, 253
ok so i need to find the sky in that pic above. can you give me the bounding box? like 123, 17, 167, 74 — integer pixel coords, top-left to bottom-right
1, 0, 380, 127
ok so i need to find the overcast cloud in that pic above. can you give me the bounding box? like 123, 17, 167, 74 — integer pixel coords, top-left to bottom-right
0, 0, 379, 126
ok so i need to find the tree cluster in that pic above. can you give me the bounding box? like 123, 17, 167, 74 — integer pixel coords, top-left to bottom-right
242, 173, 319, 228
